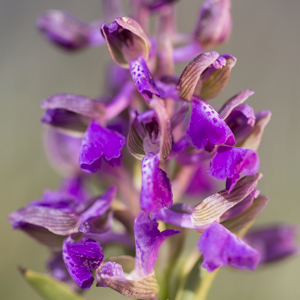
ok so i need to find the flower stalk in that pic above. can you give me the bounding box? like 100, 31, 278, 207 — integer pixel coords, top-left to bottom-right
9, 1, 298, 300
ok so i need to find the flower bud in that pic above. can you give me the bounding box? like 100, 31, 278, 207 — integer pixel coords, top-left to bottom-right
194, 0, 232, 49
101, 17, 151, 68
37, 10, 103, 51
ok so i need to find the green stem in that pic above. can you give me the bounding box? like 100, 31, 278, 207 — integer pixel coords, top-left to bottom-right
193, 269, 219, 300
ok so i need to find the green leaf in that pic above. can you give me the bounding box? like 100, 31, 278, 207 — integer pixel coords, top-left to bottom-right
19, 268, 85, 300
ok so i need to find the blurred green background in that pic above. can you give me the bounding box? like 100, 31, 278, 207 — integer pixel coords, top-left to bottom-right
1, 0, 300, 299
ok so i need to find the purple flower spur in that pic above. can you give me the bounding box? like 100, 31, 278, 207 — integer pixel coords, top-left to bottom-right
9, 1, 298, 300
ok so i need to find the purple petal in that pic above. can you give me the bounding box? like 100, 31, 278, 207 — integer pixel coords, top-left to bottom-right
79, 186, 116, 220
134, 211, 180, 276
194, 0, 232, 49
153, 208, 198, 229
219, 89, 255, 120
140, 153, 173, 213
78, 186, 116, 234
130, 57, 160, 103
186, 99, 235, 150
63, 236, 104, 290
244, 225, 299, 264
208, 146, 260, 193
79, 121, 125, 174
198, 221, 260, 272
88, 231, 135, 249
225, 104, 256, 144
78, 211, 114, 234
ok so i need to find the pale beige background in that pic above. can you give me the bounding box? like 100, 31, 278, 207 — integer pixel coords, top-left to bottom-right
1, 0, 300, 299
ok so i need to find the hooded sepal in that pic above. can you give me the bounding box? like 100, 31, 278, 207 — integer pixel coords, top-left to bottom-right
127, 100, 172, 162
237, 110, 272, 151
96, 256, 159, 299
198, 54, 237, 101
9, 206, 79, 236
41, 94, 105, 135
101, 17, 151, 68
222, 195, 270, 237
191, 174, 262, 227
176, 51, 219, 101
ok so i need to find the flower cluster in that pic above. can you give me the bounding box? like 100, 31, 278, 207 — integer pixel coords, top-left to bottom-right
9, 1, 299, 299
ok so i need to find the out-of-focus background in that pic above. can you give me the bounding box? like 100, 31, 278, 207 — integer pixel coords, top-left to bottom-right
1, 0, 300, 299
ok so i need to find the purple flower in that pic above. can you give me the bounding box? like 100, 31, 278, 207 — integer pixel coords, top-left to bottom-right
198, 221, 260, 272
244, 225, 299, 264
95, 212, 178, 298
9, 185, 116, 235
63, 236, 104, 290
208, 146, 260, 192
